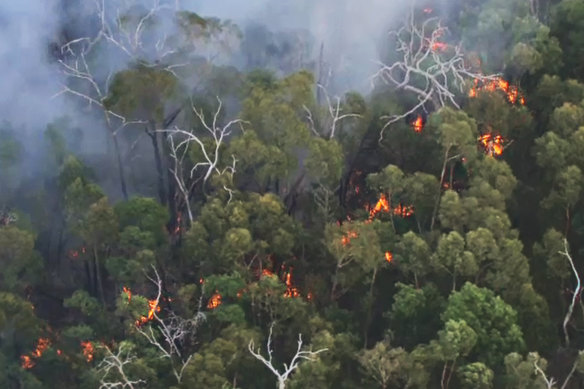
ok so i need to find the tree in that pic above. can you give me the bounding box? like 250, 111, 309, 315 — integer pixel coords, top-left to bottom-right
442, 282, 524, 367
248, 323, 328, 389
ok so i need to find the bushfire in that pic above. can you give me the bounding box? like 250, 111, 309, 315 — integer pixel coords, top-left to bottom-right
81, 341, 94, 362
368, 194, 415, 219
207, 292, 222, 309
122, 286, 161, 326
385, 251, 393, 263
468, 78, 525, 105
283, 267, 301, 298
411, 115, 424, 133
478, 133, 505, 157
21, 337, 51, 369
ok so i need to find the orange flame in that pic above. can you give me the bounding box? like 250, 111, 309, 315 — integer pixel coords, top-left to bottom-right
411, 115, 424, 133
283, 268, 300, 298
431, 41, 448, 52
368, 194, 415, 220
81, 341, 94, 362
385, 251, 393, 263
123, 286, 132, 302
21, 338, 51, 369
469, 78, 525, 105
123, 286, 161, 326
478, 133, 505, 157
341, 230, 359, 246
173, 213, 182, 235
207, 292, 222, 309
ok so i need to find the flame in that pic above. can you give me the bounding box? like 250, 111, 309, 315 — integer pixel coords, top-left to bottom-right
469, 78, 525, 105
262, 268, 274, 277
283, 267, 300, 298
392, 204, 415, 218
21, 355, 34, 369
411, 115, 424, 133
81, 341, 94, 362
369, 193, 390, 219
207, 292, 222, 309
21, 338, 51, 369
385, 251, 393, 263
341, 230, 359, 246
307, 291, 314, 301
123, 286, 132, 302
431, 41, 448, 52
423, 7, 433, 13
123, 286, 161, 326
368, 194, 415, 219
478, 133, 505, 157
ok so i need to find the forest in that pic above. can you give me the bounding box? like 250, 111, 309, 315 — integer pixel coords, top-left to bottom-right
3, 0, 584, 387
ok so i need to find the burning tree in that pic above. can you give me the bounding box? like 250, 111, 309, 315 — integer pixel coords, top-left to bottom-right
372, 10, 498, 141
132, 267, 206, 384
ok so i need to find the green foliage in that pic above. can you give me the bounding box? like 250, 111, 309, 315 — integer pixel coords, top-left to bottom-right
457, 362, 494, 389
0, 227, 43, 293
443, 282, 525, 367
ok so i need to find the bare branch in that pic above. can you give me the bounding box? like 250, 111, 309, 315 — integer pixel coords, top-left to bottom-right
135, 266, 205, 384
371, 12, 498, 142
303, 84, 361, 139
160, 97, 245, 215
248, 323, 328, 389
97, 343, 146, 389
533, 359, 556, 389
560, 239, 581, 348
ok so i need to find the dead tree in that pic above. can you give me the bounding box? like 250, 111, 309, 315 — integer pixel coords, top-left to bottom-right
161, 97, 244, 224
248, 323, 328, 389
54, 0, 176, 199
303, 84, 361, 140
136, 266, 205, 384
97, 342, 146, 389
560, 239, 581, 348
371, 11, 498, 142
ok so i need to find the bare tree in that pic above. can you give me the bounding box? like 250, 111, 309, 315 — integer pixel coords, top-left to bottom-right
162, 97, 244, 223
560, 239, 581, 348
97, 342, 146, 389
371, 11, 498, 142
303, 84, 361, 140
54, 0, 176, 199
248, 323, 328, 389
136, 266, 206, 384
533, 359, 556, 389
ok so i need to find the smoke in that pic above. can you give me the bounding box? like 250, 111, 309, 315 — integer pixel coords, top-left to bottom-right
0, 1, 67, 132
186, 0, 409, 93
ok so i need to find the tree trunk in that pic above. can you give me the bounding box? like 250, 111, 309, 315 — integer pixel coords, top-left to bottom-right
430, 146, 451, 231
148, 125, 167, 205
94, 246, 106, 305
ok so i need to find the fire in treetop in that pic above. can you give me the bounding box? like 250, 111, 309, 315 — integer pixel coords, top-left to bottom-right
81, 341, 94, 362
283, 267, 300, 298
368, 194, 415, 220
21, 337, 51, 369
207, 292, 222, 309
385, 251, 393, 263
411, 115, 424, 133
478, 133, 505, 157
469, 77, 525, 105
122, 286, 161, 326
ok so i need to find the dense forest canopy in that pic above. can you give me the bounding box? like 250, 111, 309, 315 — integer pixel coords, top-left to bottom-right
4, 0, 584, 387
